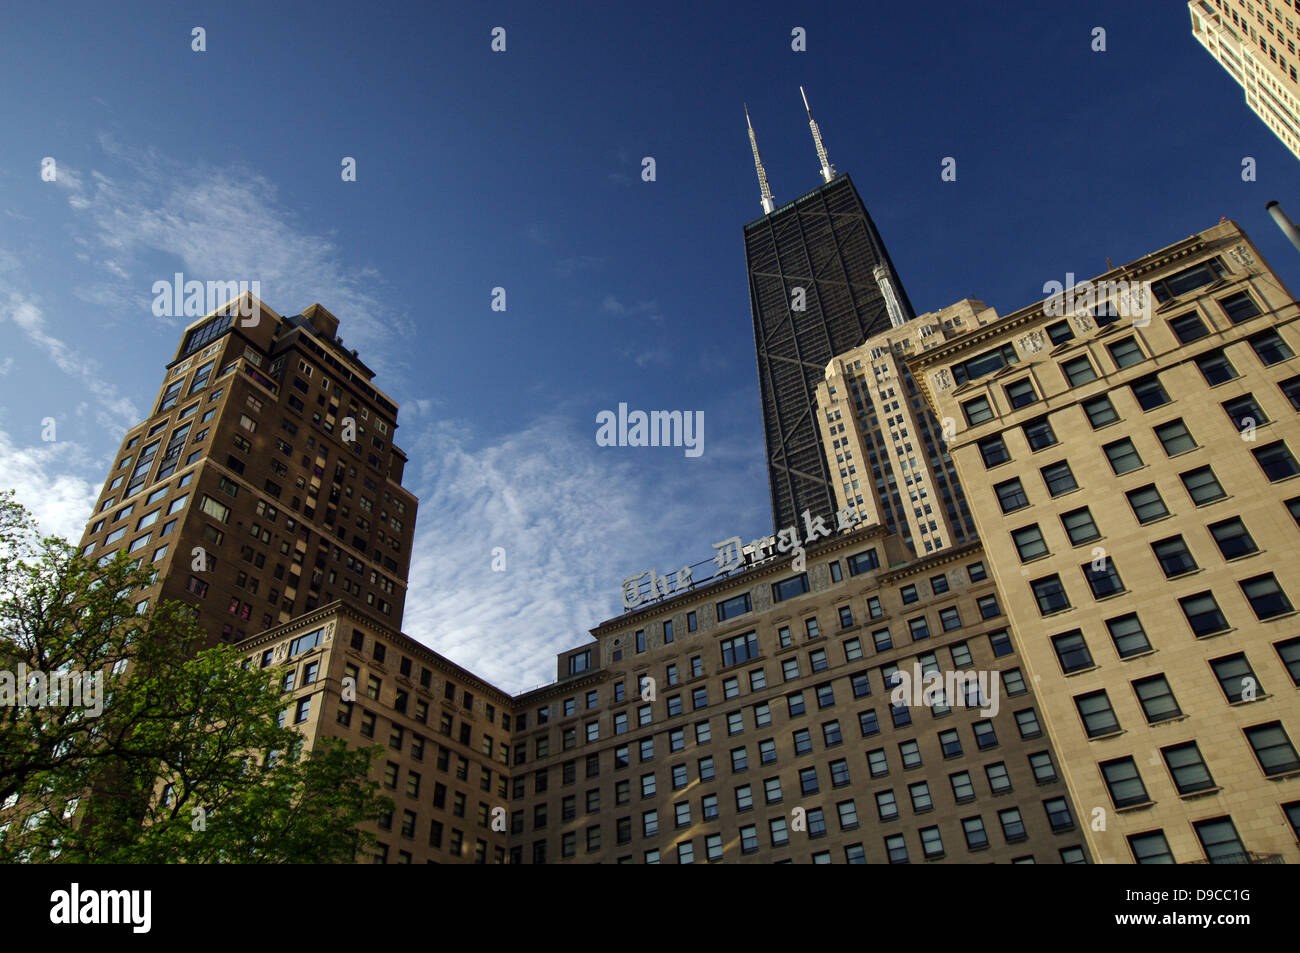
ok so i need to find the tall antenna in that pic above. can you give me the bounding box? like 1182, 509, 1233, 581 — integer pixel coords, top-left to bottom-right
800, 86, 835, 184
745, 103, 776, 214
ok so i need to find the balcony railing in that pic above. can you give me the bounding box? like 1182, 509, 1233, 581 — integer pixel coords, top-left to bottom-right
1185, 851, 1285, 865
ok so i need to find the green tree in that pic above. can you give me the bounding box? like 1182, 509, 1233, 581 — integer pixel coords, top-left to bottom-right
0, 491, 391, 863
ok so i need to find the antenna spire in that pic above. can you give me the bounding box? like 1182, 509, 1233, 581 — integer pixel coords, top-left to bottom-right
745, 103, 776, 214
800, 86, 835, 184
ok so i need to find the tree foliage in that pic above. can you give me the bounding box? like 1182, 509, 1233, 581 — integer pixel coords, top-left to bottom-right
0, 491, 391, 862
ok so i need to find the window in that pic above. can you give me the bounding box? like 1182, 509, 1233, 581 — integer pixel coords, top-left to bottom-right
1168, 312, 1210, 344
1040, 460, 1077, 497
1130, 375, 1169, 411
716, 593, 751, 621
1082, 395, 1119, 428
720, 631, 759, 667
1276, 637, 1300, 686
1210, 653, 1259, 704
1248, 329, 1294, 366
1196, 349, 1238, 386
978, 435, 1010, 468
1246, 722, 1300, 777
884, 833, 909, 864
1060, 507, 1100, 545
1282, 376, 1300, 412
1012, 524, 1049, 562
847, 548, 880, 576
1208, 517, 1258, 560
1126, 485, 1169, 524
1154, 419, 1197, 456
1193, 816, 1248, 864
995, 478, 1029, 513
1255, 441, 1300, 481
1029, 751, 1058, 784
1100, 757, 1149, 809
1005, 378, 1039, 408
998, 808, 1027, 843
1031, 575, 1070, 615
1150, 258, 1224, 302
1106, 613, 1151, 658
939, 728, 963, 758
952, 343, 1019, 384
963, 395, 994, 425
771, 573, 810, 603
1132, 674, 1182, 724
1046, 319, 1074, 345
1103, 438, 1143, 474
1181, 465, 1226, 505
875, 790, 899, 821
1051, 629, 1093, 674
1022, 415, 1057, 451
1218, 291, 1260, 324
1179, 591, 1228, 637
1240, 573, 1294, 620
1152, 535, 1197, 578
1128, 830, 1175, 864
1107, 336, 1144, 369
1222, 395, 1269, 437
1075, 690, 1121, 738
1061, 356, 1097, 387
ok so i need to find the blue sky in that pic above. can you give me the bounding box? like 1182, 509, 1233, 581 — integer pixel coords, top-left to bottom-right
2, 0, 1298, 692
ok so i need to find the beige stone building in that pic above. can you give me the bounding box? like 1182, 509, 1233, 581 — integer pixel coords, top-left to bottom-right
1190, 0, 1300, 161
907, 220, 1300, 863
507, 526, 1090, 864
239, 601, 516, 864
814, 299, 993, 557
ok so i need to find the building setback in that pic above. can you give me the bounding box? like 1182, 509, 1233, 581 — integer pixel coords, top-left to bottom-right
74, 295, 417, 646
1190, 0, 1300, 161
908, 220, 1300, 864
814, 299, 989, 557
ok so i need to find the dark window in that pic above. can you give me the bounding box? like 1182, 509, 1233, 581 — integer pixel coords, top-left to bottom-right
963, 395, 994, 425
1050, 629, 1093, 674
1031, 575, 1070, 615
1082, 395, 1119, 428
1132, 674, 1182, 723
1180, 466, 1226, 505
978, 435, 1010, 468
1168, 312, 1210, 344
1248, 329, 1294, 366
1254, 441, 1300, 481
1075, 690, 1121, 738
1103, 438, 1143, 475
1150, 259, 1225, 302
1126, 485, 1169, 524
1240, 573, 1294, 620
1107, 337, 1144, 369
1154, 419, 1197, 455
1218, 291, 1260, 324
1222, 394, 1268, 433
1101, 757, 1150, 808
1130, 375, 1169, 411
1151, 536, 1197, 578
1061, 356, 1097, 387
1208, 517, 1258, 560
772, 574, 810, 603
717, 593, 752, 621
1005, 378, 1039, 408
1022, 416, 1057, 451
1083, 559, 1125, 598
1179, 591, 1228, 637
1060, 507, 1100, 545
995, 478, 1029, 513
1195, 349, 1238, 386
1041, 461, 1078, 497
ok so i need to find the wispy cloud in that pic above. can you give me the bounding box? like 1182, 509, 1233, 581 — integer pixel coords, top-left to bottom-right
53, 138, 410, 376
400, 414, 762, 693
0, 290, 140, 432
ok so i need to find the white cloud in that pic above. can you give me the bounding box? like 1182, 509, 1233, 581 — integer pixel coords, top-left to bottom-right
0, 427, 101, 542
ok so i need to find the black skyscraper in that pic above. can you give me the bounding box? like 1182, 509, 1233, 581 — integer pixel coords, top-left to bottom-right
744, 169, 916, 532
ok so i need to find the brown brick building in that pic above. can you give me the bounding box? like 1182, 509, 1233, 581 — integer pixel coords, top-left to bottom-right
74, 295, 417, 646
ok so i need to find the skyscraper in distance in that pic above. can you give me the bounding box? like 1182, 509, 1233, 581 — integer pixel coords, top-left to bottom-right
744, 90, 918, 532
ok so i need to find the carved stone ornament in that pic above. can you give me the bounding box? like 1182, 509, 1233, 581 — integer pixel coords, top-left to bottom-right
1017, 330, 1046, 354
933, 369, 953, 393
1229, 243, 1256, 268
1069, 311, 1095, 333
273, 642, 288, 661
323, 622, 335, 643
